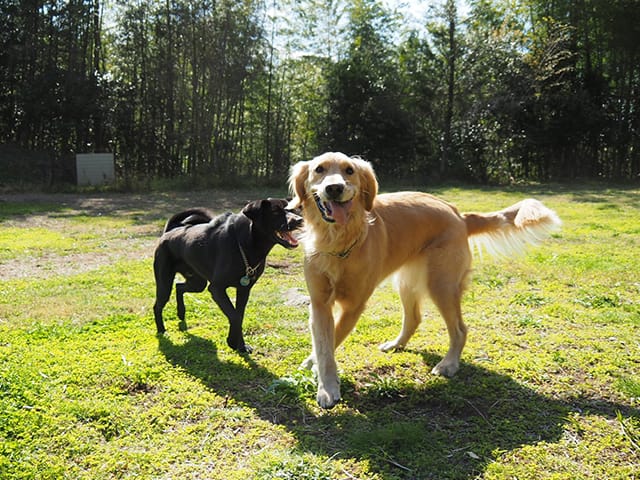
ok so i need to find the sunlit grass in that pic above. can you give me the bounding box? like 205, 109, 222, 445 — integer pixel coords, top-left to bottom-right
0, 185, 638, 479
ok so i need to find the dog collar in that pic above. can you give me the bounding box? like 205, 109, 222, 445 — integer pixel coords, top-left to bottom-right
325, 235, 361, 259
237, 242, 261, 286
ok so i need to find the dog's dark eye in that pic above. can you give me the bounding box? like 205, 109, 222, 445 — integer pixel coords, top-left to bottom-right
315, 165, 324, 174
345, 166, 354, 175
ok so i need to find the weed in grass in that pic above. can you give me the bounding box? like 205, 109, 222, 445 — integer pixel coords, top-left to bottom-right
360, 372, 414, 400
616, 377, 640, 402
515, 313, 544, 329
575, 291, 621, 309
511, 291, 547, 307
255, 453, 335, 480
617, 411, 640, 453
267, 370, 317, 402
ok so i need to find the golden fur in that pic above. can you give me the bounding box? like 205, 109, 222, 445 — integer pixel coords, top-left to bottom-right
288, 152, 561, 408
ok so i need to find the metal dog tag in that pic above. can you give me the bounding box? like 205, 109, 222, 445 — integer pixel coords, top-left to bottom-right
240, 276, 251, 287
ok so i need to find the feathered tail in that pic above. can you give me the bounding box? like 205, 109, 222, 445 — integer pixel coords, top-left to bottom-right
464, 199, 561, 258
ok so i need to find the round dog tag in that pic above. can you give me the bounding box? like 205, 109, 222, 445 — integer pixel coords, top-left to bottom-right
240, 276, 251, 286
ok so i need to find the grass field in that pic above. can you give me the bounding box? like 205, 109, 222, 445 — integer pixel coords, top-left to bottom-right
0, 185, 638, 479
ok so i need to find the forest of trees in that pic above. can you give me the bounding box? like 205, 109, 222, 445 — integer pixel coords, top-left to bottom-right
0, 0, 638, 185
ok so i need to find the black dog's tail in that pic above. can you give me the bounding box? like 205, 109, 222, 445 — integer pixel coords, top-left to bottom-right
163, 208, 215, 233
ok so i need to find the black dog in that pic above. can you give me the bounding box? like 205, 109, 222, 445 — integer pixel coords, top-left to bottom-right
153, 198, 302, 353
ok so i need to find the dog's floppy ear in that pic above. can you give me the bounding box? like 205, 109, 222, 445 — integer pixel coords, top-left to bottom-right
287, 161, 309, 210
242, 199, 268, 222
356, 158, 378, 211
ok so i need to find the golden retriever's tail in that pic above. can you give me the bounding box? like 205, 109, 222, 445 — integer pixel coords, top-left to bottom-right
464, 199, 561, 258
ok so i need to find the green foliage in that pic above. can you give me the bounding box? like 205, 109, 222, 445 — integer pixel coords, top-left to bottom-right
255, 454, 335, 480
0, 186, 638, 478
617, 411, 640, 454
323, 0, 415, 175
267, 370, 317, 401
2, 0, 639, 185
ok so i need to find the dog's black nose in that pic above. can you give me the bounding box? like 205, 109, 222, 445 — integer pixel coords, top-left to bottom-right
325, 183, 344, 199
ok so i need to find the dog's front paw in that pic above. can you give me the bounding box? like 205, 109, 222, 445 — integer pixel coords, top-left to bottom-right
431, 359, 459, 377
379, 339, 405, 352
316, 382, 341, 409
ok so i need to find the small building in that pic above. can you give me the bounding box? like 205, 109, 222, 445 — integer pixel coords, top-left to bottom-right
76, 153, 115, 186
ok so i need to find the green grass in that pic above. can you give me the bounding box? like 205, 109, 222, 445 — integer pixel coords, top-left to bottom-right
0, 185, 638, 479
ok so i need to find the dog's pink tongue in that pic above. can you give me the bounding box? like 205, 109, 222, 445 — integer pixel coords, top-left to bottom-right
330, 200, 352, 225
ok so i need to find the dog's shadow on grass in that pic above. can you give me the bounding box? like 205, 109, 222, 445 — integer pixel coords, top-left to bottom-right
158, 334, 638, 479
156, 332, 277, 409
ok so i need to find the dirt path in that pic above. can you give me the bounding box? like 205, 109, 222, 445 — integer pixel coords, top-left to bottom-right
0, 190, 270, 280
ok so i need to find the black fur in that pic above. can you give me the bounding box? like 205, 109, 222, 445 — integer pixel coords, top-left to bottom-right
153, 199, 302, 353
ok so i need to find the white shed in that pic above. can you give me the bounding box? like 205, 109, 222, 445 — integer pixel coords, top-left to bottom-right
76, 153, 115, 186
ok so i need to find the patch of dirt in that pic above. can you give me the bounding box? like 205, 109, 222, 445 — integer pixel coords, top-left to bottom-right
1, 241, 155, 280
0, 190, 274, 280
282, 287, 310, 307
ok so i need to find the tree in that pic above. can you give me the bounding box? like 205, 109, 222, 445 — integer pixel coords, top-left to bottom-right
0, 0, 107, 182
524, 0, 640, 179
2, 0, 639, 185
324, 0, 413, 177
109, 0, 271, 180
397, 32, 439, 178
440, 0, 458, 178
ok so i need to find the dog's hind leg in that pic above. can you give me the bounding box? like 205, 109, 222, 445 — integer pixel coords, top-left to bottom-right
153, 251, 175, 334
176, 274, 207, 322
380, 283, 423, 352
380, 263, 425, 352
427, 266, 469, 378
209, 285, 252, 353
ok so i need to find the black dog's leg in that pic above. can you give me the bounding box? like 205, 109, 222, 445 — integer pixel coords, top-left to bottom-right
209, 285, 252, 353
176, 275, 207, 321
153, 251, 176, 334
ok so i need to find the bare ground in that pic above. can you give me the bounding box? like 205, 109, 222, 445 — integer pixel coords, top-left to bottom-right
0, 190, 272, 280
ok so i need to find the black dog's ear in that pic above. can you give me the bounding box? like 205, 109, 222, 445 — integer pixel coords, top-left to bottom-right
242, 199, 269, 221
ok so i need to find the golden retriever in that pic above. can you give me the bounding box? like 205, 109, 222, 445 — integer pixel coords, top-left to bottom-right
288, 152, 561, 409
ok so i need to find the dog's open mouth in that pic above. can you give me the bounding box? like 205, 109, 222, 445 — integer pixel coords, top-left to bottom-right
314, 194, 353, 225
275, 230, 299, 248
